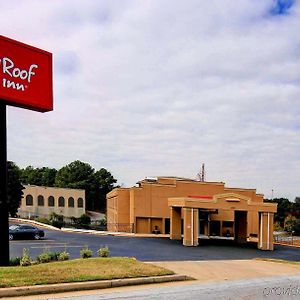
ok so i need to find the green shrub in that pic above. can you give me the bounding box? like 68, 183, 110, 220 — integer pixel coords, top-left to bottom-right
79, 214, 91, 226
50, 213, 65, 228
99, 216, 107, 227
37, 252, 52, 264
58, 251, 70, 261
35, 217, 51, 225
97, 246, 110, 257
80, 246, 93, 258
9, 257, 21, 266
20, 248, 31, 267
49, 251, 61, 261
51, 220, 65, 229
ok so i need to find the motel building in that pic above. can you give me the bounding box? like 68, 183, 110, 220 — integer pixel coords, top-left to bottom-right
107, 176, 277, 250
18, 185, 86, 219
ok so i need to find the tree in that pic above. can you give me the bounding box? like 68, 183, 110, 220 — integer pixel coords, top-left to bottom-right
20, 166, 57, 186
264, 198, 291, 227
94, 168, 117, 211
7, 161, 24, 217
55, 160, 117, 212
55, 160, 94, 189
40, 167, 57, 186
292, 197, 300, 218
284, 215, 297, 233
293, 219, 300, 235
20, 166, 37, 184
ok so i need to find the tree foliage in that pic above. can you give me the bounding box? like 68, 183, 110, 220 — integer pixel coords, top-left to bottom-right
55, 161, 94, 189
293, 197, 300, 218
264, 198, 292, 226
55, 160, 117, 211
284, 215, 297, 233
265, 197, 300, 230
93, 168, 117, 211
284, 214, 300, 235
20, 166, 57, 187
7, 161, 24, 217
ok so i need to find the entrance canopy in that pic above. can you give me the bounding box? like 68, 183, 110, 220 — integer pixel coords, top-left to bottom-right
168, 193, 277, 250
168, 193, 277, 213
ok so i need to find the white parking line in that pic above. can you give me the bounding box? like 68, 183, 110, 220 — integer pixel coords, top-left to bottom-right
30, 245, 82, 249
10, 240, 56, 243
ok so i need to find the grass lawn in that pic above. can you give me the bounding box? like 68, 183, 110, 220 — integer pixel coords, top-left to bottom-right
0, 257, 174, 288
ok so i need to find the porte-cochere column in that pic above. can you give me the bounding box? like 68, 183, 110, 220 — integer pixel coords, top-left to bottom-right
183, 208, 199, 246
170, 207, 182, 240
258, 212, 274, 250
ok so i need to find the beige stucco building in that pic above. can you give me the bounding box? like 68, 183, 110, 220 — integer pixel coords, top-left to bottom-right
107, 177, 277, 250
18, 185, 85, 219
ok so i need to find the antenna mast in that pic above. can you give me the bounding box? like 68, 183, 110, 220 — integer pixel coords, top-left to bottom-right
196, 163, 205, 182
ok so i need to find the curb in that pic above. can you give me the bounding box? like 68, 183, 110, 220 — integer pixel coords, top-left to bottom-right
0, 275, 192, 298
9, 218, 61, 231
61, 227, 108, 235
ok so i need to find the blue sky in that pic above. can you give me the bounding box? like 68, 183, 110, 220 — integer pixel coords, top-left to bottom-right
271, 0, 294, 15
1, 0, 299, 200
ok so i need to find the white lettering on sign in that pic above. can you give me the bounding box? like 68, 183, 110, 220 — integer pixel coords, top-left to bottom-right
0, 57, 38, 92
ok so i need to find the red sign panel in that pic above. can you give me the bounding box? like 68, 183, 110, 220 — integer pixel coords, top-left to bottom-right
0, 35, 53, 112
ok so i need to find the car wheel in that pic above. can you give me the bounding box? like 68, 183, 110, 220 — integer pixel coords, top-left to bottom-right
34, 233, 41, 240
9, 234, 13, 240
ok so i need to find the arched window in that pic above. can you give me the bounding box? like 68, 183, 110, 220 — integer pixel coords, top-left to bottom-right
58, 196, 65, 207
78, 197, 84, 208
48, 196, 55, 207
26, 195, 33, 206
37, 195, 44, 206
68, 197, 74, 208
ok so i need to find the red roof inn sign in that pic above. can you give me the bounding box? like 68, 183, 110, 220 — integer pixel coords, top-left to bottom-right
0, 35, 53, 266
0, 35, 53, 112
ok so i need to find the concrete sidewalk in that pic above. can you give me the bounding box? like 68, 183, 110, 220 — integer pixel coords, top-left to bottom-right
151, 259, 300, 283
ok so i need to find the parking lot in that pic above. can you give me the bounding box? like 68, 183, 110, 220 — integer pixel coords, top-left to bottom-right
9, 227, 300, 262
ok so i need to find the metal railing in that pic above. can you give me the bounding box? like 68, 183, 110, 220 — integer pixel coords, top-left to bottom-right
274, 232, 300, 246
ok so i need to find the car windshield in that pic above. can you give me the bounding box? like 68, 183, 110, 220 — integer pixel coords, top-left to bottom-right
9, 225, 20, 230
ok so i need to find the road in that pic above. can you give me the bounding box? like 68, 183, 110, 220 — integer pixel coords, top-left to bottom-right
38, 274, 299, 300
9, 227, 300, 261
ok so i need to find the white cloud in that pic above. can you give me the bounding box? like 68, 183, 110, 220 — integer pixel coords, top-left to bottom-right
2, 0, 300, 200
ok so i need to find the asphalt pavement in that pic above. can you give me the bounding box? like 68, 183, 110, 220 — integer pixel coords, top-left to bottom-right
9, 227, 300, 261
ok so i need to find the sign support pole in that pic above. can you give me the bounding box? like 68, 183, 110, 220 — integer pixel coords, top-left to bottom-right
0, 103, 9, 266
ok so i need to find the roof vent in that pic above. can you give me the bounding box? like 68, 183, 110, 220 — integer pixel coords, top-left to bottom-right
145, 177, 158, 182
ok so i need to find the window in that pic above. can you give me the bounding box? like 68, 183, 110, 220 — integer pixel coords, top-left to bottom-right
25, 195, 33, 206
20, 225, 34, 230
48, 196, 55, 207
68, 197, 74, 207
78, 197, 84, 208
37, 195, 44, 206
222, 221, 234, 228
58, 197, 65, 207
